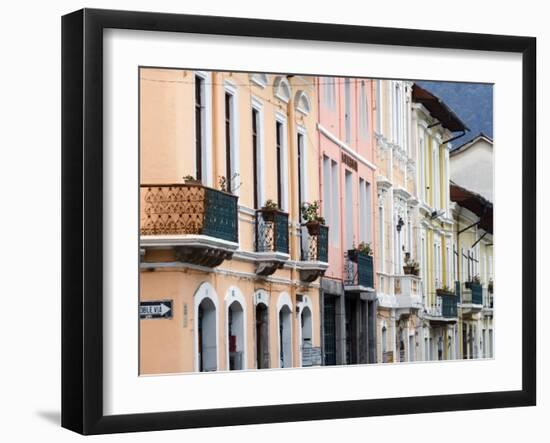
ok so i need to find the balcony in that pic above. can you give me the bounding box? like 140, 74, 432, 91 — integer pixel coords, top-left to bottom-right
460, 281, 484, 312
426, 289, 458, 321
394, 275, 423, 310
254, 208, 290, 276
345, 250, 374, 291
140, 183, 238, 267
298, 224, 329, 282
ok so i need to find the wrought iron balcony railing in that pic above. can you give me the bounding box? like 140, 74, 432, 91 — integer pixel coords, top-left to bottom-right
301, 224, 329, 262
254, 208, 289, 276
298, 224, 329, 282
461, 281, 483, 305
140, 183, 239, 267
255, 209, 289, 254
140, 183, 238, 242
345, 250, 374, 289
427, 291, 458, 318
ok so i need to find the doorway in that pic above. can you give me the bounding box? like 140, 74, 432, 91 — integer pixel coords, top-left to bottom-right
255, 303, 269, 369
227, 301, 244, 370
198, 298, 217, 372
279, 306, 292, 368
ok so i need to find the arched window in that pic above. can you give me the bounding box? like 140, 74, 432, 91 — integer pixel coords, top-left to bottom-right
298, 295, 314, 367
194, 282, 219, 372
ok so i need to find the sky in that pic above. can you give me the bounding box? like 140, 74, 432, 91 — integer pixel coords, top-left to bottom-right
416, 81, 493, 148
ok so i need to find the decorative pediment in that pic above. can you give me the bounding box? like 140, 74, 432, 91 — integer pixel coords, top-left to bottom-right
250, 73, 268, 88
294, 90, 311, 115
273, 76, 291, 103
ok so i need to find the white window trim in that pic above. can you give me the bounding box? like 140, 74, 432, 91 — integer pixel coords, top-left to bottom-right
251, 96, 265, 208
195, 71, 213, 186
295, 90, 311, 116
297, 124, 308, 211
273, 76, 291, 103
250, 73, 268, 88
276, 112, 289, 212
224, 81, 240, 195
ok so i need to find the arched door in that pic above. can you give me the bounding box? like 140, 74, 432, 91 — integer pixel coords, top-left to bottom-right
198, 298, 217, 372
279, 306, 292, 368
255, 303, 269, 369
227, 301, 244, 370
301, 306, 312, 366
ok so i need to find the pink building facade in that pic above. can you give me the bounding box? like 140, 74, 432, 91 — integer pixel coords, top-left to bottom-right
316, 77, 378, 365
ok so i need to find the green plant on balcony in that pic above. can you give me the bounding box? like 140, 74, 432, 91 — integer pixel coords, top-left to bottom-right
183, 174, 201, 185
300, 200, 326, 235
259, 199, 280, 221
465, 274, 481, 289
218, 173, 242, 193
403, 254, 420, 276
348, 241, 372, 262
436, 284, 455, 296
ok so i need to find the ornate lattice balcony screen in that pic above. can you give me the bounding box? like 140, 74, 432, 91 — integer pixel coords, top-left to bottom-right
140, 184, 238, 243
255, 209, 289, 254
301, 225, 329, 262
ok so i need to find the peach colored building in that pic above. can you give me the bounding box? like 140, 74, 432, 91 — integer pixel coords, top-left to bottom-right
316, 77, 378, 366
139, 69, 328, 374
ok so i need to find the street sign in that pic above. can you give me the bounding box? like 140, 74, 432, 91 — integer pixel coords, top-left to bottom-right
140, 300, 173, 319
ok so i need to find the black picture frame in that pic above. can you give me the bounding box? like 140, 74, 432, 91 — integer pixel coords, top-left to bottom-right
61, 8, 536, 435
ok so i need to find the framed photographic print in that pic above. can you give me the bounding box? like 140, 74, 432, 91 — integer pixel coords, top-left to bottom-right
61, 8, 536, 435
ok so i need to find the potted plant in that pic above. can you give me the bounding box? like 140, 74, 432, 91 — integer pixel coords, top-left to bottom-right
218, 173, 242, 193
403, 255, 420, 276
300, 201, 325, 235
465, 274, 481, 289
259, 199, 280, 221
348, 241, 372, 262
436, 284, 455, 296
183, 174, 201, 185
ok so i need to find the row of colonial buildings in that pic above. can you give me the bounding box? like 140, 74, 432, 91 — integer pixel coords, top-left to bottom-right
138, 69, 494, 374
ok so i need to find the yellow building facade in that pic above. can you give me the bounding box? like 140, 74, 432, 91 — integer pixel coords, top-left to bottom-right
412, 84, 467, 361
139, 69, 328, 373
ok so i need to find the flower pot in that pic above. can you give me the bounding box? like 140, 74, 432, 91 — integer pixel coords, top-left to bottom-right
403, 265, 415, 275
305, 221, 322, 235
260, 208, 277, 222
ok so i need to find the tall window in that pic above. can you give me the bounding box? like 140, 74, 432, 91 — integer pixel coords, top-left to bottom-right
323, 155, 339, 245
360, 80, 369, 137
331, 160, 340, 244
376, 80, 382, 134
378, 204, 385, 273
324, 77, 335, 109
276, 121, 283, 209
195, 75, 204, 181
297, 132, 305, 219
224, 92, 234, 193
252, 108, 260, 208
345, 171, 353, 249
359, 179, 371, 243
344, 78, 351, 144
